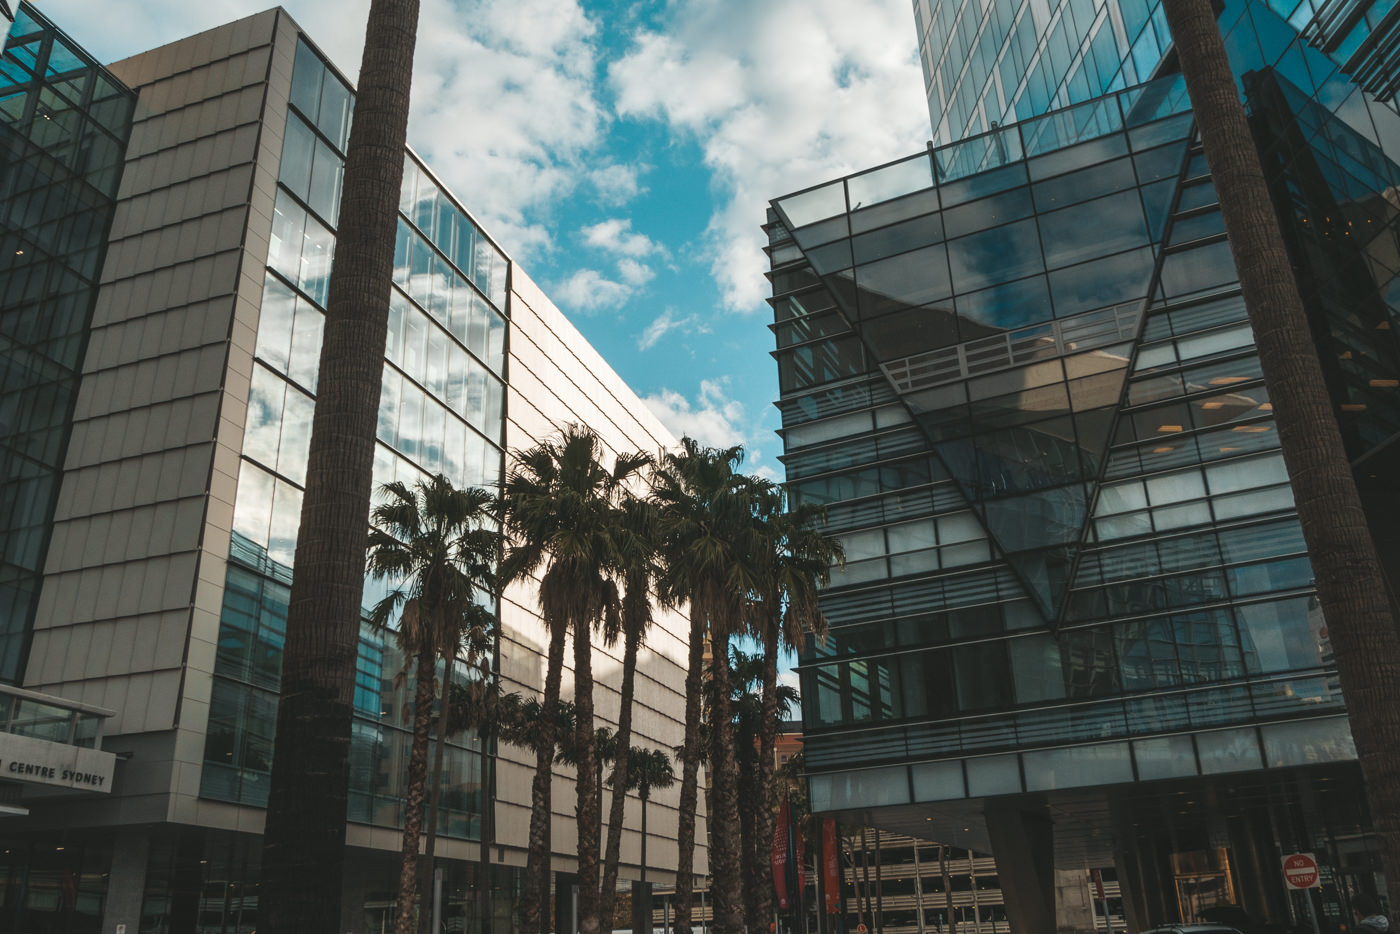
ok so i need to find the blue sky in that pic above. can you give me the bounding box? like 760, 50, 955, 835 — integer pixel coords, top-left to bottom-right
49, 0, 932, 490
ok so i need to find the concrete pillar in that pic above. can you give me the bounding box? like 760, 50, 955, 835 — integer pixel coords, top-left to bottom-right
984, 805, 1056, 934
102, 829, 149, 934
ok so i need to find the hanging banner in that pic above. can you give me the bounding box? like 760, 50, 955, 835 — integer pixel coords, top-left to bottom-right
823, 818, 841, 913
773, 797, 792, 910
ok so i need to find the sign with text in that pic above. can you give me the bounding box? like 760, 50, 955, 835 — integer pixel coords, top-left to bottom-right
1282, 853, 1320, 889
0, 732, 115, 793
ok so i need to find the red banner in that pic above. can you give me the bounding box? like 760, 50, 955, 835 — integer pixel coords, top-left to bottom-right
822, 818, 841, 913
772, 797, 792, 909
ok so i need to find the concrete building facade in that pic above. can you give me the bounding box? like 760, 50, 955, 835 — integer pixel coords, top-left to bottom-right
0, 5, 704, 933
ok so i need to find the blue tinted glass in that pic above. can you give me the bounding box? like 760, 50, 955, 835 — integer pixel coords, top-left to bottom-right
1039, 190, 1149, 268
955, 274, 1052, 330
947, 217, 1043, 292
290, 40, 323, 120
1048, 245, 1155, 316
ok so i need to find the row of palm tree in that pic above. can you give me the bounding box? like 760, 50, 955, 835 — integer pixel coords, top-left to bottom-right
358, 426, 839, 934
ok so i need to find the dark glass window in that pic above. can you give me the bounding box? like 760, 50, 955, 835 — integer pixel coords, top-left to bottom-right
947, 218, 1044, 293
943, 187, 1034, 239
862, 305, 960, 359
854, 245, 952, 316
1048, 246, 1155, 317
1039, 191, 1149, 269
954, 642, 1012, 711
852, 213, 945, 265
1032, 156, 1138, 211
954, 274, 1052, 331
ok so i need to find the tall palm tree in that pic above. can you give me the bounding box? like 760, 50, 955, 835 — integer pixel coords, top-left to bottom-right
501, 426, 649, 934
492, 692, 575, 934
365, 476, 498, 934
654, 438, 765, 934
750, 489, 840, 932
447, 678, 517, 934
1161, 0, 1400, 890
728, 649, 801, 933
258, 0, 421, 930
623, 747, 678, 933
600, 496, 664, 934
423, 608, 499, 934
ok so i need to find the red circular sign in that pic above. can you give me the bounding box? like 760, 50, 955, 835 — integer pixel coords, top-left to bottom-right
856, 925, 868, 934
1283, 853, 1319, 889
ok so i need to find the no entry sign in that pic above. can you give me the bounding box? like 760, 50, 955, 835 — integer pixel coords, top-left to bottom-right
1282, 853, 1321, 889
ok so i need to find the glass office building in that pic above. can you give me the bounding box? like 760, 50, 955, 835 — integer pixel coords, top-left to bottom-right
0, 6, 699, 933
915, 0, 1400, 147
777, 0, 1400, 930
0, 4, 132, 683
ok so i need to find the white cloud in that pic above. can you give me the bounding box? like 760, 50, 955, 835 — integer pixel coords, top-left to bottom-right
610, 0, 929, 311
552, 268, 633, 313
637, 307, 712, 350
47, 0, 613, 267
778, 667, 801, 697
617, 258, 654, 287
581, 218, 664, 259
642, 379, 750, 450
589, 163, 645, 205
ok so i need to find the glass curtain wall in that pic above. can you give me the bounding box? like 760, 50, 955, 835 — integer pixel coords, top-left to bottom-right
915, 0, 1400, 149
199, 36, 509, 842
0, 4, 132, 683
769, 55, 1397, 810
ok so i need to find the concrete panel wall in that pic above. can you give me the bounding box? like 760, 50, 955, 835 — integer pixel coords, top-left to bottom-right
501, 267, 705, 885
24, 9, 289, 824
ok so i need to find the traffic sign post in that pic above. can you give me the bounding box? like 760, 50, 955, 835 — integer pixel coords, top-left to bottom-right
1282, 853, 1323, 934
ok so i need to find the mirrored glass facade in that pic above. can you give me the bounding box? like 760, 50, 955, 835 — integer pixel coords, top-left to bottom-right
915, 0, 1400, 145
0, 4, 131, 682
774, 0, 1400, 913
200, 37, 509, 840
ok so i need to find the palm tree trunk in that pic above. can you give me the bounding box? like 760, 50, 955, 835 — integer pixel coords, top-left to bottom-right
754, 623, 781, 932
674, 618, 707, 934
525, 623, 569, 934
575, 616, 603, 934
706, 614, 744, 934
395, 652, 438, 934
737, 749, 758, 932
1161, 0, 1400, 892
601, 627, 642, 934
418, 697, 451, 934
258, 2, 420, 931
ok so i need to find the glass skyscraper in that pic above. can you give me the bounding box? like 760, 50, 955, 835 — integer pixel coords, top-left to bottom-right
0, 4, 132, 682
778, 1, 1400, 931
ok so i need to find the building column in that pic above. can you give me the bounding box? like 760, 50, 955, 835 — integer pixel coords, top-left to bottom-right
101, 829, 149, 934
984, 805, 1056, 934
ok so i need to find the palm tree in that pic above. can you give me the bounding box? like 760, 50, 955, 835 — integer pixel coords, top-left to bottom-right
750, 489, 839, 932
258, 1, 421, 930
501, 426, 649, 934
1160, 0, 1400, 890
654, 438, 765, 934
728, 649, 801, 932
600, 496, 664, 934
365, 476, 499, 934
445, 676, 513, 934
623, 747, 677, 933
493, 692, 576, 934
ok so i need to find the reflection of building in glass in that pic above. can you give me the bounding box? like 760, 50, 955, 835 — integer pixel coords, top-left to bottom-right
0, 5, 701, 933
0, 3, 133, 683
776, 2, 1400, 932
